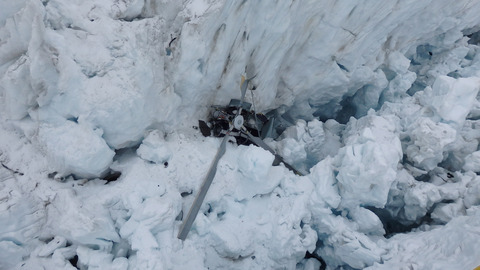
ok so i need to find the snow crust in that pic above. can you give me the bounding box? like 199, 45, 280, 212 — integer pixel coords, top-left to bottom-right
1, 0, 480, 269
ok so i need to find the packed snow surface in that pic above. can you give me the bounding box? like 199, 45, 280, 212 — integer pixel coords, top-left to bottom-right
1, 0, 480, 269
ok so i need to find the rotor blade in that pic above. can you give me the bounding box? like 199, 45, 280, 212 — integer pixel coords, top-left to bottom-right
244, 129, 275, 155
273, 154, 306, 176
240, 76, 248, 105
244, 130, 305, 176
178, 135, 229, 240
246, 64, 256, 81
239, 74, 257, 106
260, 118, 274, 139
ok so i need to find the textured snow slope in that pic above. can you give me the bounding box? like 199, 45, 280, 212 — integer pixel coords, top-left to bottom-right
1, 0, 480, 269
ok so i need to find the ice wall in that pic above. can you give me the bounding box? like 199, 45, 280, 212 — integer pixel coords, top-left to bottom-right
172, 0, 480, 121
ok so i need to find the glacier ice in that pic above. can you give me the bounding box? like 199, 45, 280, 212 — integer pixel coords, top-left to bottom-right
405, 117, 457, 171
464, 151, 480, 172
35, 121, 115, 178
1, 0, 480, 269
427, 76, 480, 127
366, 206, 480, 270
136, 130, 172, 165
335, 114, 402, 208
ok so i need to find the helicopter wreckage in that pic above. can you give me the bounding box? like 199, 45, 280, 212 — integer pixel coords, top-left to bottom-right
178, 75, 305, 240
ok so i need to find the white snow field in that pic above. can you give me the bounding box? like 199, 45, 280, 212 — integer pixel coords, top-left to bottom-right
1, 0, 480, 269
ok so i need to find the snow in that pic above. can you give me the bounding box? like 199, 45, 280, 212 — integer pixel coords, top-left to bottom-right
1, 0, 480, 269
136, 130, 172, 164
405, 117, 457, 171
464, 151, 480, 172
336, 114, 402, 208
366, 206, 480, 270
428, 76, 480, 127
35, 121, 115, 178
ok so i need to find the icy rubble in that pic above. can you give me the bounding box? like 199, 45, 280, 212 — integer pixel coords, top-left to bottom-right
1, 0, 480, 270
366, 206, 480, 270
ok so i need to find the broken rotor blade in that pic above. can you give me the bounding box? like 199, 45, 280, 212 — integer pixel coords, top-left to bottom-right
177, 135, 229, 240
239, 74, 257, 107
246, 64, 256, 82
243, 129, 305, 176
243, 128, 275, 155
240, 76, 248, 106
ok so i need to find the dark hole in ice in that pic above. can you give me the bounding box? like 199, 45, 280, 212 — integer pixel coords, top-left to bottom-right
335, 96, 357, 124
206, 204, 213, 214
120, 14, 146, 22
217, 211, 226, 219
415, 44, 435, 61
181, 190, 192, 197
175, 210, 183, 221
67, 117, 79, 123
113, 146, 139, 162
440, 199, 455, 204
41, 236, 55, 244
304, 251, 327, 270
414, 173, 430, 182
466, 30, 480, 45
104, 170, 122, 182
330, 208, 343, 216
336, 62, 349, 72
69, 255, 79, 269
126, 249, 137, 259
368, 207, 414, 237
447, 70, 460, 79
366, 207, 434, 238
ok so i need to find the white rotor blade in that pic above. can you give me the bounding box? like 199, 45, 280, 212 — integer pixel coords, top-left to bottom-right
178, 135, 229, 240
